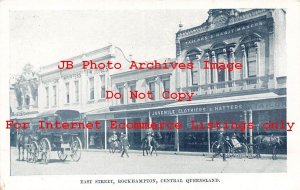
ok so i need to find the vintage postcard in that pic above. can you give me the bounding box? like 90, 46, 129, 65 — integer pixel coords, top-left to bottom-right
1, 0, 300, 190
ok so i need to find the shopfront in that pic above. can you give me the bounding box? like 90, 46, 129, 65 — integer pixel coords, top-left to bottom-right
150, 93, 287, 153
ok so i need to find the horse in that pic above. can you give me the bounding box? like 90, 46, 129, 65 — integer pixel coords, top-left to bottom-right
253, 135, 283, 160
108, 137, 121, 153
142, 133, 160, 156
16, 132, 33, 161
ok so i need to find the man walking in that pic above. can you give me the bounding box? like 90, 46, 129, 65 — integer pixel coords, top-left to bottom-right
212, 128, 226, 161
120, 132, 130, 158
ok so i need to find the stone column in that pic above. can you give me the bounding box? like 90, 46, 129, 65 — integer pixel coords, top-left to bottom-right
125, 117, 128, 137
223, 48, 229, 83
186, 56, 190, 89
244, 110, 248, 140
255, 42, 261, 84
229, 47, 236, 83
123, 82, 128, 104
207, 113, 211, 153
104, 120, 107, 150
249, 110, 253, 155
242, 44, 248, 79
155, 76, 161, 100
211, 51, 218, 83
205, 52, 211, 85
175, 115, 179, 152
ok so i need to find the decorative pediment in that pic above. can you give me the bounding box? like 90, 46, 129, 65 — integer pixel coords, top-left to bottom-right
213, 14, 229, 28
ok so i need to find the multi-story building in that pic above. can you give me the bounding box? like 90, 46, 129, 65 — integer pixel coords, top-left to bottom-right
87, 9, 287, 153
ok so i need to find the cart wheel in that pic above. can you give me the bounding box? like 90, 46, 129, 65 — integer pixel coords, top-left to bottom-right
211, 141, 232, 158
40, 138, 51, 164
70, 136, 82, 161
57, 149, 68, 161
30, 141, 39, 163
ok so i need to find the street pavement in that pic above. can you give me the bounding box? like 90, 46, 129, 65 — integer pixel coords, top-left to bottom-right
10, 148, 286, 175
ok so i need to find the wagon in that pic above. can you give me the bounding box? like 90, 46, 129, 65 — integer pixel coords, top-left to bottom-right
28, 109, 83, 164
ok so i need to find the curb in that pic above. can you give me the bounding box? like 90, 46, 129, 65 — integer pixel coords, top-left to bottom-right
84, 149, 287, 160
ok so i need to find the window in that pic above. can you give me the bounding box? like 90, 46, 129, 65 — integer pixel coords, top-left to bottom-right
148, 81, 155, 100
163, 78, 170, 91
163, 78, 170, 98
118, 86, 124, 104
100, 75, 106, 99
53, 85, 57, 106
129, 84, 136, 103
247, 47, 257, 77
45, 87, 49, 107
74, 81, 79, 102
89, 77, 94, 100
65, 82, 70, 104
191, 62, 199, 85
217, 53, 225, 82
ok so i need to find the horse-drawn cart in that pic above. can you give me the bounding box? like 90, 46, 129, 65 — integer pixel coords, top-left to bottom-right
23, 109, 83, 164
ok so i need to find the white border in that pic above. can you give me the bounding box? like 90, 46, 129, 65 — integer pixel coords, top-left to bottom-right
1, 0, 300, 190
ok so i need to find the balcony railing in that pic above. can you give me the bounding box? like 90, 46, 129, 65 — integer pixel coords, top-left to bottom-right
183, 75, 272, 95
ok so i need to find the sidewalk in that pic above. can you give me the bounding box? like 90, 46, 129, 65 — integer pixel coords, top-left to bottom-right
85, 148, 287, 160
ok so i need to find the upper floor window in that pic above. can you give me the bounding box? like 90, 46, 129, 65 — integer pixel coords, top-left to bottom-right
89, 77, 94, 100
45, 87, 49, 107
148, 81, 155, 100
100, 75, 106, 99
247, 47, 257, 77
191, 63, 199, 85
129, 84, 136, 103
118, 86, 124, 104
217, 53, 226, 82
53, 85, 57, 106
65, 82, 70, 104
74, 81, 79, 103
163, 78, 170, 91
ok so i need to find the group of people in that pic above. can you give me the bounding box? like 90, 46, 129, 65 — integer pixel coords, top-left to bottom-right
109, 130, 160, 157
109, 131, 130, 157
109, 129, 243, 161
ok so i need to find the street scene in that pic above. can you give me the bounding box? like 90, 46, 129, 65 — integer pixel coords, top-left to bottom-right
10, 148, 286, 175
9, 8, 287, 176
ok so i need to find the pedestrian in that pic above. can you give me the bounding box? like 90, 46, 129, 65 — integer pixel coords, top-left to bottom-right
120, 132, 130, 158
212, 128, 226, 161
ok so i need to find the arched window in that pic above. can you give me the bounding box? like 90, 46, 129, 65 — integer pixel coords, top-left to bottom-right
191, 60, 199, 85
247, 46, 257, 77
217, 53, 225, 82
186, 49, 201, 86
240, 34, 261, 78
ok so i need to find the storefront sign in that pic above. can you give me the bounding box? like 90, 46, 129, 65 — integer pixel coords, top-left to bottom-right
150, 97, 286, 117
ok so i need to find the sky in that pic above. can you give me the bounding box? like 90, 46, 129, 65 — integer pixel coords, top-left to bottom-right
9, 9, 208, 74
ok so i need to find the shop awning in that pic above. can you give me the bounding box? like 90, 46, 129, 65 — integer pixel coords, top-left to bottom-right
165, 92, 282, 108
